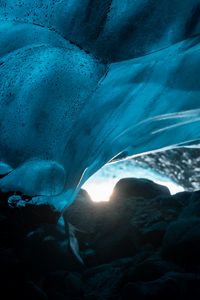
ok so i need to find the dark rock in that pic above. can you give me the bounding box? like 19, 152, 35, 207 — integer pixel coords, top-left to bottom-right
0, 248, 21, 280
140, 221, 168, 247
125, 255, 176, 282
42, 271, 83, 300
24, 223, 84, 272
110, 178, 170, 201
23, 224, 69, 272
162, 217, 200, 268
64, 189, 99, 233
19, 202, 60, 226
122, 254, 182, 283
47, 291, 66, 300
83, 253, 169, 300
0, 193, 60, 237
81, 248, 97, 267
161, 191, 191, 209
91, 220, 139, 264
0, 190, 22, 205
64, 181, 188, 265
22, 281, 48, 300
121, 274, 179, 300
1, 181, 200, 300
92, 193, 186, 262
9, 202, 61, 229
83, 263, 123, 300
1, 281, 48, 300
179, 191, 200, 218
121, 272, 200, 300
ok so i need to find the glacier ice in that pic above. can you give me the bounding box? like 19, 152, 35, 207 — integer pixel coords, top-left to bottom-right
0, 1, 200, 210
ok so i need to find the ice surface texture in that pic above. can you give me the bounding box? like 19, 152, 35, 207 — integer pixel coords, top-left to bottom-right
0, 0, 200, 209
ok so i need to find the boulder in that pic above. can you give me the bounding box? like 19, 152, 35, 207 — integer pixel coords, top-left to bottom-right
110, 178, 170, 201
22, 281, 48, 300
121, 272, 200, 300
42, 271, 83, 300
122, 254, 182, 283
63, 182, 188, 265
83, 263, 123, 300
63, 189, 96, 233
179, 191, 200, 219
162, 217, 200, 267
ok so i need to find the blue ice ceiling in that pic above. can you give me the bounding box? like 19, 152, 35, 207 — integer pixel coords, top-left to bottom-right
0, 0, 200, 210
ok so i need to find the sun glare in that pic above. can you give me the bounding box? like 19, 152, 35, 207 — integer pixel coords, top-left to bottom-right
83, 181, 114, 202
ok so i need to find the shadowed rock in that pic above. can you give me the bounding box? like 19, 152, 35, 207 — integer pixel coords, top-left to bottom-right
110, 177, 170, 201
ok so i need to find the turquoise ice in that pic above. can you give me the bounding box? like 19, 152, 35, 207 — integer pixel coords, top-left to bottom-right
0, 1, 200, 210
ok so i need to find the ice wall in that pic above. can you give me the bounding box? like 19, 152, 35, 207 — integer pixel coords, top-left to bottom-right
0, 1, 200, 209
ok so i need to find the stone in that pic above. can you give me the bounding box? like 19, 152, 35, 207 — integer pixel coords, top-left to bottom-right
83, 263, 123, 300
63, 189, 96, 233
22, 281, 48, 300
122, 254, 182, 283
140, 222, 168, 247
63, 180, 188, 264
162, 217, 200, 267
179, 191, 200, 219
42, 271, 83, 300
110, 178, 170, 202
121, 274, 178, 300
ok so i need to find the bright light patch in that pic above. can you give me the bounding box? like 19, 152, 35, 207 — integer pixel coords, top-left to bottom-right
83, 159, 184, 202
83, 181, 114, 202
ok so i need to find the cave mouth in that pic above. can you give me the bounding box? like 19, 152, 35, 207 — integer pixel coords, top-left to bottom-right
83, 158, 184, 202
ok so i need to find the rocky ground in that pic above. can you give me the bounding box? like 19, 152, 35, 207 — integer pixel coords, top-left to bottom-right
1, 178, 200, 299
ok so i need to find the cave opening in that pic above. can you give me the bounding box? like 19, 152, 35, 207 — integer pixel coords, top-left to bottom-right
83, 156, 184, 202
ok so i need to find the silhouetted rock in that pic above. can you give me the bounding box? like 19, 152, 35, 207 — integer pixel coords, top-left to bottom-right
162, 217, 200, 268
140, 221, 168, 247
121, 272, 200, 300
1, 183, 200, 300
122, 254, 181, 283
179, 191, 200, 218
42, 271, 83, 300
63, 180, 188, 265
83, 263, 123, 300
63, 189, 97, 233
110, 178, 170, 201
22, 281, 48, 300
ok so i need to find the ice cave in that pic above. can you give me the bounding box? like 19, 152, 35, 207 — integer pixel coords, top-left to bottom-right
1, 1, 200, 299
